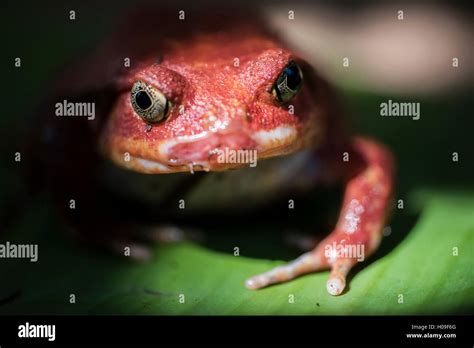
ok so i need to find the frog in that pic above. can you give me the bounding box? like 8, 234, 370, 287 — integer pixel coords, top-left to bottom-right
35, 7, 394, 297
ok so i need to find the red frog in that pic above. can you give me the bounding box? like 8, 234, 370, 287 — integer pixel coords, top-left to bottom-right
37, 8, 394, 296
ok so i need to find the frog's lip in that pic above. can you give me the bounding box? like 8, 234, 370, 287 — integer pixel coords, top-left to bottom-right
104, 125, 300, 174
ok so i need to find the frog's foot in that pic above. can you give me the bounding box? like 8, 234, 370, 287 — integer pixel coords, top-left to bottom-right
245, 247, 357, 295
246, 137, 394, 296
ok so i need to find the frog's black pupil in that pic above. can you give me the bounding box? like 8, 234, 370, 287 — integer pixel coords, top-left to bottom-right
283, 63, 302, 91
135, 90, 152, 110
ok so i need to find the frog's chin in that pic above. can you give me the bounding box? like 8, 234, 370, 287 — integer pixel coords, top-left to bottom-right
104, 125, 301, 174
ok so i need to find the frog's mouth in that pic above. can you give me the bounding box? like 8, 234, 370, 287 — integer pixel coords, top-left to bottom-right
102, 125, 301, 174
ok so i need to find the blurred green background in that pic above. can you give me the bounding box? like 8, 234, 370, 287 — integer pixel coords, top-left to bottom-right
0, 1, 473, 314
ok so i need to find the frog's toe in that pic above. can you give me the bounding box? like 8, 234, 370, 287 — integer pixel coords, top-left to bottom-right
245, 252, 325, 290
326, 258, 356, 296
245, 253, 355, 296
326, 277, 345, 296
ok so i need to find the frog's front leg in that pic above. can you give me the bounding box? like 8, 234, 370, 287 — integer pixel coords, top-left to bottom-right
245, 137, 394, 295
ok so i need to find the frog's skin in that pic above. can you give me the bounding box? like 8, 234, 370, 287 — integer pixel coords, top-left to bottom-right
38, 9, 394, 296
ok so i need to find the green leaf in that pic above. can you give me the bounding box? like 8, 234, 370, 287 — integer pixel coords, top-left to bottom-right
0, 189, 472, 315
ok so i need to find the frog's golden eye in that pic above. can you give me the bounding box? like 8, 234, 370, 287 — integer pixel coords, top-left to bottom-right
272, 61, 303, 104
131, 81, 171, 123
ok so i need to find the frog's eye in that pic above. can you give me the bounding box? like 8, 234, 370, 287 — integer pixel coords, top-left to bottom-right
272, 61, 303, 104
131, 81, 171, 123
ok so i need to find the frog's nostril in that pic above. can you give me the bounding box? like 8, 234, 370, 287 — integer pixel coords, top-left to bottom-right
245, 111, 253, 122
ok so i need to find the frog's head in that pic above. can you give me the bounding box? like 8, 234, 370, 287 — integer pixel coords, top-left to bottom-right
100, 31, 328, 173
